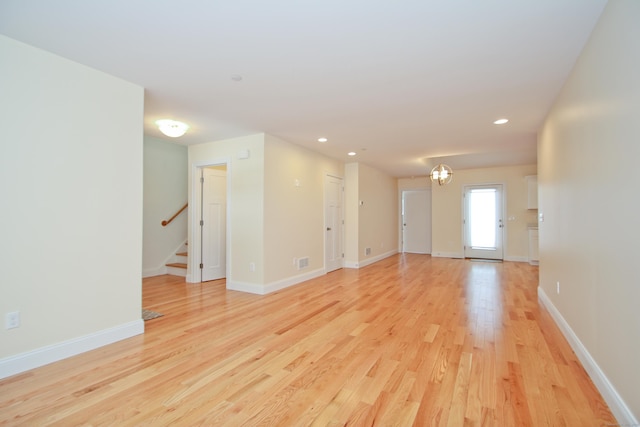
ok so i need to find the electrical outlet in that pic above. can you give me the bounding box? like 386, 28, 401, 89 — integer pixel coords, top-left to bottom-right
5, 311, 20, 329
249, 262, 256, 272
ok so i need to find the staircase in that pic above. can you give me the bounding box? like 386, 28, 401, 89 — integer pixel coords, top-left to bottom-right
165, 242, 188, 277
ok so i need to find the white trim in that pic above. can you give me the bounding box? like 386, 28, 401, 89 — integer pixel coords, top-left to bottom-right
0, 320, 144, 380
538, 287, 638, 425
503, 255, 529, 263
358, 249, 397, 268
344, 250, 397, 269
432, 252, 464, 259
226, 267, 325, 295
142, 265, 166, 278
344, 260, 360, 269
189, 158, 232, 284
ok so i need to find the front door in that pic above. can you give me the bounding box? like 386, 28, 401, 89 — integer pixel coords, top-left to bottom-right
463, 184, 504, 260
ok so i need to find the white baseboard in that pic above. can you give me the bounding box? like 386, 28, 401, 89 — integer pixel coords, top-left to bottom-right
431, 252, 464, 259
538, 287, 638, 425
503, 255, 529, 263
142, 266, 167, 278
226, 267, 325, 295
359, 249, 397, 268
344, 260, 359, 269
344, 250, 398, 269
0, 320, 144, 380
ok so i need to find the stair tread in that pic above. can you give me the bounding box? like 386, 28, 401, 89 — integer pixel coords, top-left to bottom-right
176, 252, 188, 256
166, 263, 187, 269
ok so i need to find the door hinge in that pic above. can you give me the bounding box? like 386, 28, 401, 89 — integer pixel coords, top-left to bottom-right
200, 220, 204, 226
199, 263, 204, 269
200, 177, 204, 183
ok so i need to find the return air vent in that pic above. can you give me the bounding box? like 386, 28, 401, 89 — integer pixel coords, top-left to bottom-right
297, 257, 309, 270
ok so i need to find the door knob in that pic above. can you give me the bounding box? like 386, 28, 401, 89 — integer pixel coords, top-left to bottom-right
327, 227, 331, 231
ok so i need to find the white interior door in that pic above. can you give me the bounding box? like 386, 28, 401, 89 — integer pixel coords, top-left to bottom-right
201, 167, 227, 281
402, 190, 431, 254
463, 184, 504, 260
325, 174, 343, 272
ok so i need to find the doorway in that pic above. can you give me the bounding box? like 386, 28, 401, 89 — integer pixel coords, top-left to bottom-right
402, 190, 432, 254
189, 163, 228, 283
324, 174, 344, 272
463, 184, 504, 260
200, 166, 227, 281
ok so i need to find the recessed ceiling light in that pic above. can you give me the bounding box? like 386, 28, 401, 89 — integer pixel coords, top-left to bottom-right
494, 118, 509, 125
231, 74, 243, 82
348, 152, 356, 156
318, 137, 328, 143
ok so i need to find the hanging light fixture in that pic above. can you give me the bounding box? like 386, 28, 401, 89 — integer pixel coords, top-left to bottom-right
156, 119, 189, 138
430, 163, 453, 186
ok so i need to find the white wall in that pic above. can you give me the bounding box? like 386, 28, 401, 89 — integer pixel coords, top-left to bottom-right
431, 164, 538, 260
189, 133, 344, 294
143, 136, 188, 277
537, 1, 640, 422
344, 164, 360, 264
263, 134, 343, 285
188, 134, 265, 288
0, 36, 144, 376
344, 163, 398, 267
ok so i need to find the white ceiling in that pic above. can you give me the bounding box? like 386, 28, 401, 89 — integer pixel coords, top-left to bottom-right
0, 0, 607, 177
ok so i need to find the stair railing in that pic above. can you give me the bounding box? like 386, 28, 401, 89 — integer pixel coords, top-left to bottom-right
161, 203, 188, 227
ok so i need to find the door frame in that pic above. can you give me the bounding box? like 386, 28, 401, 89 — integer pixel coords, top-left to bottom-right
188, 158, 231, 283
324, 173, 345, 273
462, 182, 506, 260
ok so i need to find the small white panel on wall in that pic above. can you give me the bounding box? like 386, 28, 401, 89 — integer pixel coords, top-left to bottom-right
237, 149, 250, 159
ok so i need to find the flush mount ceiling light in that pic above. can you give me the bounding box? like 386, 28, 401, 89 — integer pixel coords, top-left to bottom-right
318, 137, 328, 143
493, 118, 509, 125
347, 152, 357, 156
156, 119, 190, 138
430, 163, 453, 186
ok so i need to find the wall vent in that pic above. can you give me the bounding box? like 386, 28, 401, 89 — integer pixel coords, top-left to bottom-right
297, 257, 309, 270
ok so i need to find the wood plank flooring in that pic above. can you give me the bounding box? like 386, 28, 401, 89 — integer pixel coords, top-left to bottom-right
0, 255, 617, 426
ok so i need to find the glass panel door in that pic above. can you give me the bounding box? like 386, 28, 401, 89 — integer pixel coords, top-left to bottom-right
464, 185, 504, 260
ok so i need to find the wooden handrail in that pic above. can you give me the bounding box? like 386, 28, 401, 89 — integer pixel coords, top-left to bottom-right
161, 203, 188, 227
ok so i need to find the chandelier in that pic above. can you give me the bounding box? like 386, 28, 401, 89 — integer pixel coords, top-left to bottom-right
430, 163, 453, 186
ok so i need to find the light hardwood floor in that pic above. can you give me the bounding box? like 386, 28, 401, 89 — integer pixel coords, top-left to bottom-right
0, 255, 616, 426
